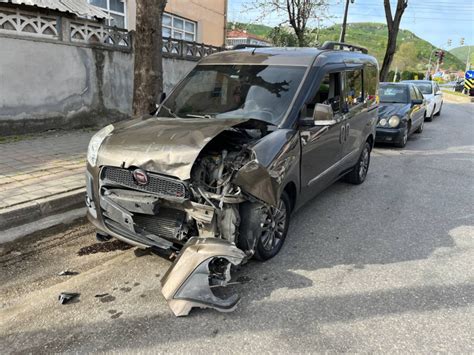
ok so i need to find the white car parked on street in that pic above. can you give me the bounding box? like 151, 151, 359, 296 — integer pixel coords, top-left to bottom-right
402, 80, 443, 121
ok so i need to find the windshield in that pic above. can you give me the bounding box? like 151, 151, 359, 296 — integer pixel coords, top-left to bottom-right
412, 83, 433, 95
157, 64, 307, 125
379, 85, 409, 103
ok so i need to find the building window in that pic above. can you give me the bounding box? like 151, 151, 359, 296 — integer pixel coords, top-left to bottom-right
163, 13, 196, 42
89, 0, 127, 29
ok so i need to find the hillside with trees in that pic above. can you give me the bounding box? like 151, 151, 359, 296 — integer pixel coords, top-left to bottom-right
227, 22, 465, 72
450, 46, 473, 67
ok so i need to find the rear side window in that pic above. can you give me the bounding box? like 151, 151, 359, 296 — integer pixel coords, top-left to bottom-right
344, 70, 363, 110
415, 87, 424, 100
409, 85, 418, 100
364, 64, 378, 107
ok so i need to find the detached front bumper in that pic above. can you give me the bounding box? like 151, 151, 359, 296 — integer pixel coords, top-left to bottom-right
375, 127, 405, 144
85, 166, 247, 316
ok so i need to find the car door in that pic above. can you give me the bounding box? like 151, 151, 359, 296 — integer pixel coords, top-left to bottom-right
409, 85, 423, 132
433, 82, 443, 109
300, 71, 345, 201
340, 67, 367, 170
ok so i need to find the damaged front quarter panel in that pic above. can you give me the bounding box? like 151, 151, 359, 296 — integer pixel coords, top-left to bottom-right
233, 129, 300, 206
161, 237, 246, 317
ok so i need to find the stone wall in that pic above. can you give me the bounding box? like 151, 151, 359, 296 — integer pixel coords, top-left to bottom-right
0, 36, 134, 135
0, 5, 222, 136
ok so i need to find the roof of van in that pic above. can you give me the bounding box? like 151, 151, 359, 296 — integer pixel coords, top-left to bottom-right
199, 47, 376, 67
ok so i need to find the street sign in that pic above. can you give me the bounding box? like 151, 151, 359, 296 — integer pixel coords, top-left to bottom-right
466, 70, 474, 79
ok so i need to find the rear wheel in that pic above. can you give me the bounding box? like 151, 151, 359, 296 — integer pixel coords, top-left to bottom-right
254, 192, 291, 261
344, 142, 371, 185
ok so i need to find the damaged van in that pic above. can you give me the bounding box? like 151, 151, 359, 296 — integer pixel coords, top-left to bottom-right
85, 42, 379, 316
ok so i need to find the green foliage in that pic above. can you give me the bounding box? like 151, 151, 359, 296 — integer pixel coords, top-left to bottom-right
267, 26, 300, 47
228, 22, 465, 71
450, 46, 474, 66
316, 23, 464, 72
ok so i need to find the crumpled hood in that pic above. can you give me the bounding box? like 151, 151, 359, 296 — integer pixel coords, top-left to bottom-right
97, 116, 249, 180
378, 103, 409, 118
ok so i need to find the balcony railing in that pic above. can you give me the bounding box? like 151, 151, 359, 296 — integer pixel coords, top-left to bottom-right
0, 7, 132, 51
162, 36, 223, 61
0, 6, 223, 59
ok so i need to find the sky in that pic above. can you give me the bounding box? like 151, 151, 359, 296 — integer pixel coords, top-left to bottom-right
228, 0, 474, 49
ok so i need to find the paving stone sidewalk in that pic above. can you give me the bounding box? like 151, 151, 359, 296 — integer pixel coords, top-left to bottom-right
0, 130, 93, 213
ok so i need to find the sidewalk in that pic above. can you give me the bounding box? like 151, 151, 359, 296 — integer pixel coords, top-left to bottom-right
0, 129, 94, 234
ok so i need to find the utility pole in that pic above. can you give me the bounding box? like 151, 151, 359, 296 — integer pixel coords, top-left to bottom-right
339, 0, 354, 43
426, 48, 438, 79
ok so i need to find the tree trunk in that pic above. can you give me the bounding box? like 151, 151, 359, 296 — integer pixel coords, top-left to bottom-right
132, 0, 167, 117
380, 0, 408, 82
295, 29, 306, 47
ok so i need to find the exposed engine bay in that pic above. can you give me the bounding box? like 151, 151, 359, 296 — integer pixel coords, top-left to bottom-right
88, 119, 281, 316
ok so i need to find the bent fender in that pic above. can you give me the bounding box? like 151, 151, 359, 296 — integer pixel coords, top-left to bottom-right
161, 238, 246, 317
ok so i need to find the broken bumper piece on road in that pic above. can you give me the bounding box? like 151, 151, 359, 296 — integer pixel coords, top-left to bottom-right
160, 237, 246, 317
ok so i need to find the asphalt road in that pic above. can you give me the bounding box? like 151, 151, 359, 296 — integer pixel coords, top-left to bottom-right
1, 101, 473, 353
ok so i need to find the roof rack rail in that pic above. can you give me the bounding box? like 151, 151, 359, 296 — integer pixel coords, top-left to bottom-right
320, 41, 368, 54
232, 44, 266, 50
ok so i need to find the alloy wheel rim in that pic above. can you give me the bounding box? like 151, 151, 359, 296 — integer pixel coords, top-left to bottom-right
359, 147, 370, 179
260, 200, 287, 251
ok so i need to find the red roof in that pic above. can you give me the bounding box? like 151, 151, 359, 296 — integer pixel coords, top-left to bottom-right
227, 29, 269, 43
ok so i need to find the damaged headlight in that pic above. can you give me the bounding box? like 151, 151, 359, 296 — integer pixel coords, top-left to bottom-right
87, 124, 114, 166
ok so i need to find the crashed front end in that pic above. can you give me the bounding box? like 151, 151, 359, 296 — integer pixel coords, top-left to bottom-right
85, 117, 288, 316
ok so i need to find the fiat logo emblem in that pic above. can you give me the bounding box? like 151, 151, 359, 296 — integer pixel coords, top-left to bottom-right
132, 169, 149, 186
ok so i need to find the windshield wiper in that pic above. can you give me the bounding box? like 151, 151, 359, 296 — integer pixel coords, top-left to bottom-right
186, 114, 213, 119
159, 104, 179, 118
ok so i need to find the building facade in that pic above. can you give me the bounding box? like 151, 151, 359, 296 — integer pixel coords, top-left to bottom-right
88, 0, 227, 47
226, 29, 272, 49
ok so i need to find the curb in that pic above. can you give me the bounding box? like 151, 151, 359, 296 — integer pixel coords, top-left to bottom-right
442, 91, 474, 104
0, 188, 86, 233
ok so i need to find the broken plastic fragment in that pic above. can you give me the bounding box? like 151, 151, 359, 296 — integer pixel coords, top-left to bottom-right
58, 292, 80, 304
58, 270, 79, 276
161, 237, 246, 317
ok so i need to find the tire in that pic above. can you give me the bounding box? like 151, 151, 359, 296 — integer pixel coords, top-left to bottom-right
425, 107, 434, 122
344, 142, 371, 185
415, 119, 424, 134
395, 126, 409, 148
253, 192, 291, 261
435, 102, 442, 116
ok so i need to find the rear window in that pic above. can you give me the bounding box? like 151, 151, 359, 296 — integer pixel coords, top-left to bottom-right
413, 83, 433, 95
379, 85, 408, 103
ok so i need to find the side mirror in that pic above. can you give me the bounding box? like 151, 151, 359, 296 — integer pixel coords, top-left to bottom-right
411, 99, 423, 106
313, 104, 337, 126
435, 91, 442, 96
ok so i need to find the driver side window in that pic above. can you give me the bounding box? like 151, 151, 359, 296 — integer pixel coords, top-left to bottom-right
306, 72, 342, 118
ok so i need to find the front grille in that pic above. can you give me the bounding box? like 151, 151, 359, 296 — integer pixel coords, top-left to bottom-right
134, 208, 186, 241
101, 167, 188, 200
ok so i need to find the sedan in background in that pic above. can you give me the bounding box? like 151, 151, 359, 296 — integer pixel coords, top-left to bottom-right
402, 80, 443, 120
375, 82, 427, 148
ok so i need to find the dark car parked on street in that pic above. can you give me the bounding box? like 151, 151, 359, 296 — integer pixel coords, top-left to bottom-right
375, 82, 427, 148
85, 42, 379, 316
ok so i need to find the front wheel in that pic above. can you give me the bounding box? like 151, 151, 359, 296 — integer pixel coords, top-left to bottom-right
435, 102, 442, 116
415, 119, 424, 134
425, 107, 434, 122
395, 127, 408, 148
344, 142, 371, 185
254, 192, 291, 261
